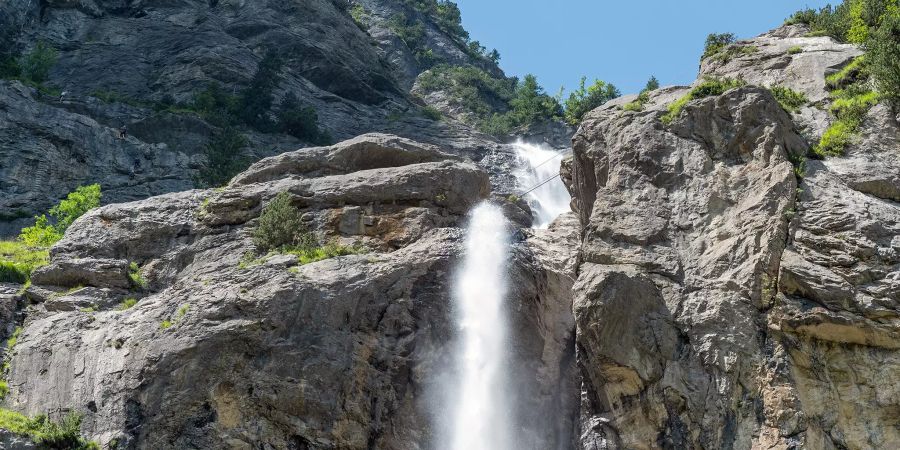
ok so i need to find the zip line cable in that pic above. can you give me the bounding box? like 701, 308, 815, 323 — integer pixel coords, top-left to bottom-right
520, 174, 562, 197
513, 147, 572, 196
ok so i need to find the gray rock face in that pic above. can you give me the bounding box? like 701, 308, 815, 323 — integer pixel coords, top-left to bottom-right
699, 24, 863, 140
567, 86, 803, 449
0, 0, 530, 237
6, 135, 578, 450
565, 30, 899, 448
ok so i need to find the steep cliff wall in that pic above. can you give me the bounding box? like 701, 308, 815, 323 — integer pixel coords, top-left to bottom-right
0, 0, 543, 237
565, 25, 899, 450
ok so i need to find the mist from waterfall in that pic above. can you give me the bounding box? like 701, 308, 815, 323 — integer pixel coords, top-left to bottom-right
446, 202, 512, 450
512, 141, 572, 229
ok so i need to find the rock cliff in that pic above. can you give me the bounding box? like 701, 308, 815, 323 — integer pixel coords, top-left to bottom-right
6, 134, 578, 449
0, 0, 561, 237
566, 24, 899, 450
0, 9, 897, 450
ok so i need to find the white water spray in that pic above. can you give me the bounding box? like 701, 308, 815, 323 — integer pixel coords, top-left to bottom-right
448, 202, 512, 450
512, 141, 572, 229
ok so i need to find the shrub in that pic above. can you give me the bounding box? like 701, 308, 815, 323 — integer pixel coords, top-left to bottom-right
703, 33, 736, 60
191, 83, 241, 127
421, 105, 443, 120
417, 65, 517, 121
196, 128, 249, 188
416, 67, 561, 133
19, 41, 57, 84
0, 54, 21, 79
826, 56, 869, 90
253, 192, 316, 253
868, 9, 900, 103
238, 53, 282, 131
159, 320, 172, 330
0, 241, 47, 283
19, 184, 101, 248
507, 74, 564, 126
116, 298, 138, 311
710, 45, 759, 63
0, 409, 98, 449
662, 78, 745, 124
286, 240, 366, 265
622, 76, 660, 112
128, 262, 147, 290
349, 4, 371, 30
815, 119, 858, 156
788, 46, 804, 54
786, 8, 820, 26
814, 89, 879, 156
277, 93, 330, 144
563, 77, 620, 125
770, 86, 809, 112
786, 0, 897, 43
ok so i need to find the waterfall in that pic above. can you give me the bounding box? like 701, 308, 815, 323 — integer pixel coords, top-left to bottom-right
447, 201, 512, 450
512, 141, 571, 229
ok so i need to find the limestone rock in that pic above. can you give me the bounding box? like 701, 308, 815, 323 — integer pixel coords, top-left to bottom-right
6, 135, 575, 450
700, 24, 863, 140
567, 86, 809, 449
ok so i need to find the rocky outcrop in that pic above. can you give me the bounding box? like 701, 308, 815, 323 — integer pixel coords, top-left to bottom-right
699, 24, 863, 140
565, 29, 899, 450
568, 86, 804, 449
6, 134, 578, 449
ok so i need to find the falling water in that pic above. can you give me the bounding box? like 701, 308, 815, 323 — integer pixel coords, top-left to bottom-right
512, 141, 572, 229
448, 202, 512, 450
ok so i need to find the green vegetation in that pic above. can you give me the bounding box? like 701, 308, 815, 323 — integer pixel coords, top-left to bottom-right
868, 9, 900, 102
388, 14, 437, 67
788, 45, 804, 54
0, 241, 48, 284
421, 105, 443, 121
813, 53, 880, 156
6, 326, 21, 356
711, 45, 759, 63
815, 88, 879, 156
826, 56, 868, 89
786, 0, 897, 44
128, 262, 147, 290
19, 184, 101, 247
252, 192, 313, 253
250, 192, 365, 267
285, 241, 366, 265
19, 42, 58, 84
0, 41, 60, 96
116, 298, 138, 311
417, 66, 562, 135
622, 76, 661, 112
662, 78, 746, 124
563, 77, 620, 125
770, 85, 809, 112
703, 33, 736, 59
0, 409, 98, 449
159, 304, 189, 331
196, 128, 249, 188
389, 0, 499, 64
349, 4, 371, 30
418, 65, 517, 120
278, 93, 332, 145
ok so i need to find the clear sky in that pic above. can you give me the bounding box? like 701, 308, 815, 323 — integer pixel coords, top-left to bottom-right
454, 0, 834, 95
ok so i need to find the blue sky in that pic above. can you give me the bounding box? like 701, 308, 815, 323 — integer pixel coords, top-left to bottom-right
454, 0, 833, 95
